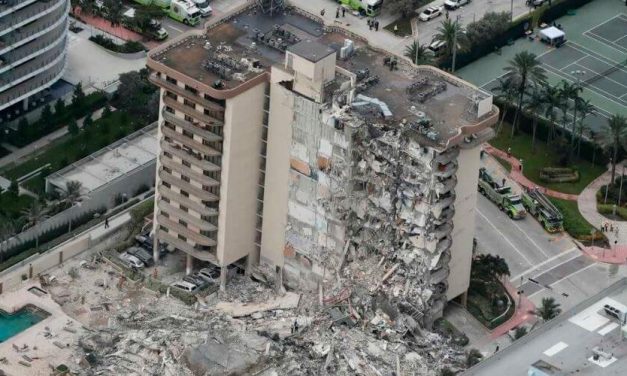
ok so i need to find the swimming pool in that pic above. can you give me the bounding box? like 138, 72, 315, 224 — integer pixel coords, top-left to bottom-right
0, 305, 50, 342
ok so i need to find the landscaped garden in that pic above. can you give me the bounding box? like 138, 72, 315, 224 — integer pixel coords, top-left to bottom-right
467, 254, 515, 329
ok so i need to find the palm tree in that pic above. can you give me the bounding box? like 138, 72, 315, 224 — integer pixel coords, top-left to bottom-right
575, 99, 595, 158
541, 83, 564, 143
0, 217, 15, 262
404, 41, 433, 66
558, 81, 583, 161
63, 180, 83, 232
21, 201, 48, 253
494, 78, 517, 135
503, 51, 547, 137
598, 114, 627, 184
536, 297, 561, 321
434, 19, 469, 59
524, 84, 545, 152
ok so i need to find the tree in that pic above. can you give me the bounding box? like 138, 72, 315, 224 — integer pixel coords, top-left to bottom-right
471, 254, 510, 281
466, 12, 511, 46
54, 99, 67, 120
68, 119, 79, 136
404, 41, 433, 65
494, 78, 517, 135
503, 51, 546, 137
536, 297, 561, 321
102, 102, 112, 118
541, 83, 563, 144
0, 217, 15, 262
434, 19, 469, 59
466, 348, 483, 367
72, 82, 86, 111
558, 81, 583, 162
387, 0, 415, 18
104, 0, 123, 27
63, 181, 83, 232
21, 201, 48, 253
598, 114, 627, 184
83, 113, 93, 128
8, 179, 19, 196
524, 84, 545, 152
575, 99, 595, 158
113, 69, 158, 123
514, 326, 528, 339
41, 104, 54, 132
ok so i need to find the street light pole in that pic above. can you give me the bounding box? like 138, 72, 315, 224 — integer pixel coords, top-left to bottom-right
605, 157, 612, 204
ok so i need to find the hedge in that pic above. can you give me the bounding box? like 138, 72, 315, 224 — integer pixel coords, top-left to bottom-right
439, 0, 595, 71
89, 35, 145, 54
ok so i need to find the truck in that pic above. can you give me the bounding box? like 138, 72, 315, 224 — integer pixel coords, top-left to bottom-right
122, 8, 169, 40
132, 0, 201, 25
521, 187, 564, 232
337, 0, 383, 17
478, 167, 527, 219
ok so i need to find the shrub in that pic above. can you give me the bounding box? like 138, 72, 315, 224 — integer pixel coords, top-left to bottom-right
89, 35, 145, 54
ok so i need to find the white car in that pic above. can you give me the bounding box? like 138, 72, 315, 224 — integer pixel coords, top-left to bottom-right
171, 281, 199, 293
419, 6, 443, 22
193, 0, 212, 17
118, 252, 145, 269
197, 267, 220, 282
444, 0, 470, 10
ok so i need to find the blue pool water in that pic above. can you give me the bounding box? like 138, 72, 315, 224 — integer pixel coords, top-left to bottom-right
0, 306, 49, 342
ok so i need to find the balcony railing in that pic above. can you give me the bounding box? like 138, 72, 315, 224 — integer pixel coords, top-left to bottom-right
159, 169, 219, 202
0, 38, 65, 92
0, 0, 66, 38
162, 111, 222, 142
157, 229, 219, 264
150, 73, 225, 115
0, 3, 68, 53
158, 184, 218, 216
0, 23, 65, 74
160, 139, 221, 172
162, 126, 221, 157
158, 201, 217, 232
0, 54, 65, 111
0, 0, 38, 19
160, 156, 219, 186
157, 214, 216, 246
163, 96, 223, 127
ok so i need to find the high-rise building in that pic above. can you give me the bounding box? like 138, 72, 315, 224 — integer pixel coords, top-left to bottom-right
147, 6, 498, 324
0, 0, 69, 112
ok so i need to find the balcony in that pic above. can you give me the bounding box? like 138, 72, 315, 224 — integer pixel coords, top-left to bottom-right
157, 229, 219, 264
0, 3, 68, 54
0, 39, 65, 92
151, 73, 225, 115
159, 169, 219, 202
157, 214, 217, 246
0, 0, 39, 19
433, 160, 458, 179
0, 0, 66, 38
160, 139, 221, 171
163, 111, 222, 142
0, 24, 65, 75
158, 201, 217, 232
162, 125, 221, 157
158, 185, 219, 215
160, 156, 219, 186
163, 96, 224, 126
0, 54, 65, 111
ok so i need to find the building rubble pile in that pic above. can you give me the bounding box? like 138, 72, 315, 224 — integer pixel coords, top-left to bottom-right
75, 275, 465, 375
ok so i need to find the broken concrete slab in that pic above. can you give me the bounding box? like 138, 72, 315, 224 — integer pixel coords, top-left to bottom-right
214, 292, 301, 318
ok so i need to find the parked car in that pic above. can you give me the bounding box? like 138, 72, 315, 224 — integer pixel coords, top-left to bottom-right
134, 234, 168, 258
444, 0, 470, 10
419, 6, 443, 21
127, 247, 153, 267
118, 252, 145, 269
428, 40, 447, 55
198, 267, 221, 282
170, 281, 199, 293
183, 274, 209, 289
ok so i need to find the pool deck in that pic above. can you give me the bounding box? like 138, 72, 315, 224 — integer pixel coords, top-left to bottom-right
0, 282, 85, 375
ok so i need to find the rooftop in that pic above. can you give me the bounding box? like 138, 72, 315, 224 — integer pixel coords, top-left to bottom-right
148, 5, 496, 148
46, 125, 158, 194
467, 278, 627, 376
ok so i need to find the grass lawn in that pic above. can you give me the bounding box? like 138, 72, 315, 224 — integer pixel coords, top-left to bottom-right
0, 192, 34, 221
490, 123, 605, 195
549, 198, 604, 243
467, 279, 515, 329
22, 174, 46, 195
383, 16, 413, 37
1, 111, 141, 181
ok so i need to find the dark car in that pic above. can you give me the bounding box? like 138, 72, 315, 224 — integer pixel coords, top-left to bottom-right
127, 246, 154, 266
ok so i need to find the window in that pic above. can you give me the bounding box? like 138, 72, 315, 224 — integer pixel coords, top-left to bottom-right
163, 181, 171, 188
163, 197, 170, 203
166, 76, 177, 84
166, 91, 177, 100
164, 151, 172, 159
182, 160, 191, 168
180, 205, 188, 212
184, 99, 195, 109
183, 129, 193, 139
184, 115, 194, 123
163, 166, 172, 174
165, 106, 174, 114
179, 219, 188, 227
178, 234, 187, 241
185, 85, 198, 95
181, 191, 189, 198
159, 225, 168, 232
181, 175, 190, 183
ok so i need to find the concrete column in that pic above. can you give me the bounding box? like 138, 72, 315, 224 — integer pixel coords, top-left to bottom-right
185, 254, 193, 275
22, 97, 28, 111
220, 266, 227, 292
152, 234, 160, 264
460, 290, 468, 308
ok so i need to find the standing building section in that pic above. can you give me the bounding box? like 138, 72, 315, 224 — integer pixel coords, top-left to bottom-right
0, 0, 70, 112
146, 7, 498, 323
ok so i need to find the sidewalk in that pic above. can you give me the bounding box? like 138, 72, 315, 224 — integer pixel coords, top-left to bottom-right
489, 279, 537, 340
483, 144, 579, 201
0, 108, 107, 171
72, 8, 143, 42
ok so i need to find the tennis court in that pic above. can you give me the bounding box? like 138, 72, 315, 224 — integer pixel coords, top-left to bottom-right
584, 14, 627, 53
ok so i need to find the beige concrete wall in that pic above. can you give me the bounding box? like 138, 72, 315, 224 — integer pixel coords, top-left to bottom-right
287, 52, 335, 102
447, 146, 481, 300
259, 75, 294, 267
216, 82, 266, 266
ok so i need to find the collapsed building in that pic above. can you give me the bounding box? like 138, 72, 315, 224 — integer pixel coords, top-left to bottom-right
146, 5, 498, 326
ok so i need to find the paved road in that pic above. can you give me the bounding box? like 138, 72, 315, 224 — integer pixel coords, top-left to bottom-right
160, 0, 250, 40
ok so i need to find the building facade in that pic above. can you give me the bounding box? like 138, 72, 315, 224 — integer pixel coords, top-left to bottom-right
0, 0, 69, 113
146, 6, 497, 323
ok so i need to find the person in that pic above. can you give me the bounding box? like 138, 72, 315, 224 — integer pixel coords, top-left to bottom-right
374, 20, 379, 31
342, 7, 346, 17
104, 217, 109, 229
502, 178, 506, 187
393, 24, 398, 34
610, 223, 614, 232
368, 19, 373, 30
320, 8, 325, 16
336, 7, 339, 18
445, 10, 449, 20
507, 147, 511, 157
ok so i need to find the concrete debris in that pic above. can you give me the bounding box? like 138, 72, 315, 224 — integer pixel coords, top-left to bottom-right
214, 291, 301, 317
